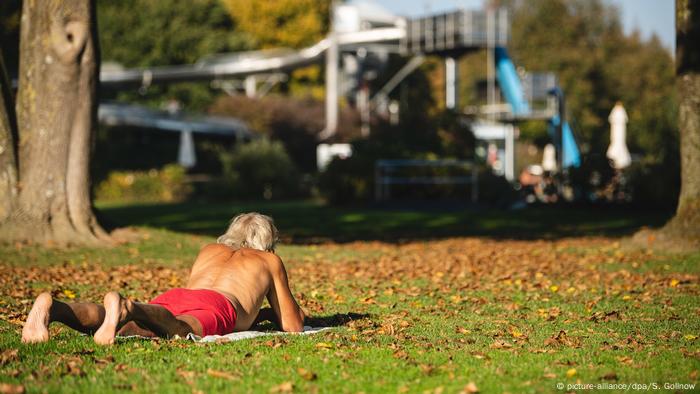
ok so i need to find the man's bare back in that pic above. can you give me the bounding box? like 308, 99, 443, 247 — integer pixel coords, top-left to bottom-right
21, 213, 305, 345
186, 244, 305, 332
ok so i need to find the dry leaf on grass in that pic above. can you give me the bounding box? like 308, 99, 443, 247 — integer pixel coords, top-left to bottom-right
207, 368, 237, 380
296, 368, 317, 381
269, 381, 294, 393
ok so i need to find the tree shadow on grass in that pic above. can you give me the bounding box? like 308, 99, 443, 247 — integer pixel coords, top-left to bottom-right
97, 200, 673, 243
304, 312, 372, 328
252, 312, 371, 331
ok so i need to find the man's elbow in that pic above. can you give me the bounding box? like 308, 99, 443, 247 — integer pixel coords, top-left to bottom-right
283, 322, 304, 333
282, 315, 305, 332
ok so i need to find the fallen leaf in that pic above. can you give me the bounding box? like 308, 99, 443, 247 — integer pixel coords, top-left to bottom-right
509, 326, 526, 339
589, 310, 621, 323
463, 382, 479, 393
269, 381, 293, 393
419, 364, 435, 375
315, 342, 333, 349
601, 372, 618, 381
297, 368, 317, 381
0, 349, 18, 365
470, 351, 490, 360
544, 330, 581, 348
490, 340, 513, 349
566, 368, 577, 378
207, 369, 237, 380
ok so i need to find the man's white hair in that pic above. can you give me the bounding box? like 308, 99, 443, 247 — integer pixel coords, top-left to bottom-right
217, 212, 278, 252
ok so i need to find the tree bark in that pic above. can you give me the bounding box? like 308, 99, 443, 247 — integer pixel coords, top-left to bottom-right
663, 0, 700, 240
0, 0, 109, 244
629, 0, 700, 251
0, 52, 18, 222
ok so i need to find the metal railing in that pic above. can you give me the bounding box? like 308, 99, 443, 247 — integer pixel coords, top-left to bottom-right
375, 159, 478, 202
401, 9, 509, 55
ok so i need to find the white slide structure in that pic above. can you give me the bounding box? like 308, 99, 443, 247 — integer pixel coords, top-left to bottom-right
100, 28, 405, 86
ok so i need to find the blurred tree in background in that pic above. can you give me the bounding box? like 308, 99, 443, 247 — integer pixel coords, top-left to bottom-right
210, 95, 360, 172
496, 0, 678, 207
220, 0, 331, 99
221, 0, 330, 49
98, 0, 251, 110
507, 0, 676, 158
0, 0, 680, 207
321, 0, 678, 205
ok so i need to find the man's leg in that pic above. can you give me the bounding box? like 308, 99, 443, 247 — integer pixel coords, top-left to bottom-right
116, 321, 157, 338
94, 291, 202, 345
22, 292, 106, 343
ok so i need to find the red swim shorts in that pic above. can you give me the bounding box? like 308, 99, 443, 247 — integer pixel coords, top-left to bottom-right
149, 288, 237, 336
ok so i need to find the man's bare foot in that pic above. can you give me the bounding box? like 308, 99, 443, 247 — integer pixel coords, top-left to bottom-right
22, 292, 52, 343
94, 292, 128, 345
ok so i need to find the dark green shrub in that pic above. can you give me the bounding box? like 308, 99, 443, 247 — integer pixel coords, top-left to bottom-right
209, 95, 360, 172
217, 138, 304, 200
318, 155, 374, 204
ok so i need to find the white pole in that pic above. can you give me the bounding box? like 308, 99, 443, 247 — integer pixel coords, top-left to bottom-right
486, 7, 495, 119
244, 75, 256, 98
322, 3, 339, 139
445, 57, 457, 109
323, 35, 339, 139
178, 129, 196, 169
360, 84, 370, 137
505, 124, 515, 181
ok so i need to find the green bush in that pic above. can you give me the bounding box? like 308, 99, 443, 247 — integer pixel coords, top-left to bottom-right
216, 138, 304, 200
95, 164, 193, 203
318, 155, 374, 204
209, 95, 360, 172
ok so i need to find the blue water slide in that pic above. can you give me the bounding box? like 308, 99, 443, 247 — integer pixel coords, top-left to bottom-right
494, 47, 530, 116
494, 47, 580, 168
548, 115, 581, 168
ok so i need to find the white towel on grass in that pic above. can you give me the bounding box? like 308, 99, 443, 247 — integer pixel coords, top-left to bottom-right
186, 326, 331, 343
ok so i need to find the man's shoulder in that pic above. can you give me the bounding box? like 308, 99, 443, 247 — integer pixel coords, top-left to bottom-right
200, 243, 232, 254
200, 244, 279, 263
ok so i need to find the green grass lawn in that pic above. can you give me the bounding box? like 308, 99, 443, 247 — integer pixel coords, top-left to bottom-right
95, 200, 671, 241
0, 201, 698, 393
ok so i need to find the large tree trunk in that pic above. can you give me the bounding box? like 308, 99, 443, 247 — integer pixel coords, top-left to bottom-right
630, 0, 700, 251
0, 52, 18, 222
0, 0, 108, 245
664, 0, 700, 240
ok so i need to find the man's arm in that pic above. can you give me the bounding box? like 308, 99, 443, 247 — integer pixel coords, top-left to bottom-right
265, 256, 305, 332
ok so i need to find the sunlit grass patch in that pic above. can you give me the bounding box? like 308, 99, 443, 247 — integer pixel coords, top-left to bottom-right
0, 211, 697, 392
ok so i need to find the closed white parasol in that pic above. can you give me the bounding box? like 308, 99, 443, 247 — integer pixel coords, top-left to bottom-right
607, 102, 631, 169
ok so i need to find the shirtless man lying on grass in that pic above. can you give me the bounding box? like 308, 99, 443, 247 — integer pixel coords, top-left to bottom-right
22, 213, 306, 345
